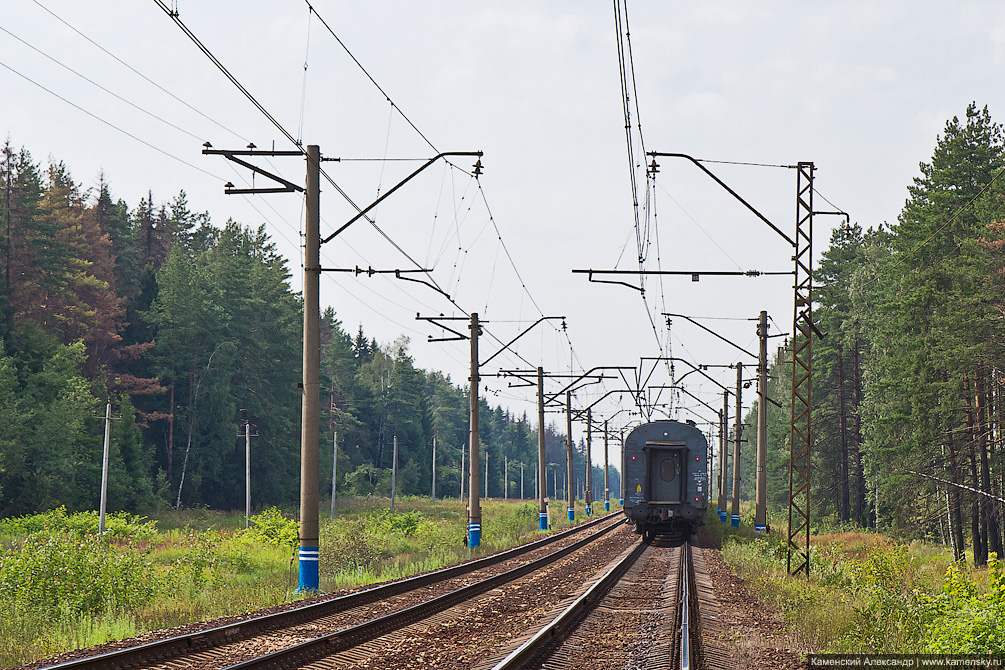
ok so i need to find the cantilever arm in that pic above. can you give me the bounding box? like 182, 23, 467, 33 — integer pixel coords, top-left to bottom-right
322, 151, 483, 244
648, 152, 795, 248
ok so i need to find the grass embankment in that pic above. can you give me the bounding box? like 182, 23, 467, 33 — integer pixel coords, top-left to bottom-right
707, 505, 1005, 654
0, 497, 620, 667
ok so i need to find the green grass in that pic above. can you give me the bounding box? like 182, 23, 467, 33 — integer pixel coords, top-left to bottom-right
708, 503, 1005, 654
0, 496, 620, 667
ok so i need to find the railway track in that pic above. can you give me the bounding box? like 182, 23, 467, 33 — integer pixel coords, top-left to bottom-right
39, 513, 627, 670
481, 538, 724, 670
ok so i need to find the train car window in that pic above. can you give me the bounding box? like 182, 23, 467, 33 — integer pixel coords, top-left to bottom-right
660, 457, 678, 482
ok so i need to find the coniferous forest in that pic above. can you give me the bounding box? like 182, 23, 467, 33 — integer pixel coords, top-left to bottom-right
744, 103, 1005, 566
0, 139, 599, 519
5, 102, 1005, 569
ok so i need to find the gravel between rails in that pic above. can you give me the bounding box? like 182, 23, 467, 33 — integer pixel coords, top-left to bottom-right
522, 539, 681, 670
302, 523, 640, 670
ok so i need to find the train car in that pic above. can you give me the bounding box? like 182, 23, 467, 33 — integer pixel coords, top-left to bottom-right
621, 419, 708, 539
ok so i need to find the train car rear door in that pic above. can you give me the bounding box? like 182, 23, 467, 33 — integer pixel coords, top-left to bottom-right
644, 441, 686, 503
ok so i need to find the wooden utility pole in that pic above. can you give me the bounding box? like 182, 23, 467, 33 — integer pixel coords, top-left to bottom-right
731, 362, 742, 527
619, 429, 625, 505
391, 435, 398, 512
99, 402, 112, 534
245, 422, 252, 527
330, 430, 338, 518
755, 310, 769, 533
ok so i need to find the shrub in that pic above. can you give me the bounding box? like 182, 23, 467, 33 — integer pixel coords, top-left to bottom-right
0, 507, 159, 541
922, 553, 1005, 653
237, 507, 298, 549
372, 509, 430, 536
319, 517, 382, 579
0, 532, 157, 620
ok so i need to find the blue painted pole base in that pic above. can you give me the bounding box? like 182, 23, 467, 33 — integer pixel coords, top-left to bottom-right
468, 522, 481, 548
755, 524, 767, 535
619, 498, 623, 506
731, 514, 740, 528
585, 504, 591, 516
567, 507, 575, 522
297, 547, 320, 594
605, 501, 610, 512
539, 512, 548, 531
719, 510, 727, 522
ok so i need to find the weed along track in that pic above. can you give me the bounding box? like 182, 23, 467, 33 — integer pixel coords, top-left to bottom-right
36, 515, 624, 670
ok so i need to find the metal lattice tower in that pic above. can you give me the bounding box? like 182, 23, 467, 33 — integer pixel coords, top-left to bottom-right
787, 162, 814, 576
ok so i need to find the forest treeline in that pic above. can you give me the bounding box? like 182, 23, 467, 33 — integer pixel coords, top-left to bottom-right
735, 103, 1005, 565
0, 140, 614, 518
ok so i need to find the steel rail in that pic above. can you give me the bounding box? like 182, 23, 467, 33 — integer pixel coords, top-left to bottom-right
680, 542, 691, 670
490, 540, 647, 669
222, 517, 626, 670
41, 513, 620, 670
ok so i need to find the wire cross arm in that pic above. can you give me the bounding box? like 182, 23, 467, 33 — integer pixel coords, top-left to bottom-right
203, 146, 305, 194
416, 314, 469, 342
322, 266, 432, 275
574, 268, 792, 278
572, 269, 643, 293
322, 151, 483, 244
323, 266, 452, 300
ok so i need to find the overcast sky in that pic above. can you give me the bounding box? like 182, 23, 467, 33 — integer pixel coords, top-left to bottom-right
4, 1, 1004, 458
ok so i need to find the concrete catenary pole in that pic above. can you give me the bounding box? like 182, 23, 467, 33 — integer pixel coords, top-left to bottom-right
432, 434, 437, 502
99, 401, 111, 534
460, 443, 465, 501
521, 462, 525, 499
566, 391, 575, 522
719, 390, 729, 522
504, 455, 508, 500
731, 362, 743, 528
298, 144, 321, 592
585, 408, 593, 516
604, 419, 610, 512
469, 313, 482, 547
537, 367, 548, 530
755, 310, 769, 533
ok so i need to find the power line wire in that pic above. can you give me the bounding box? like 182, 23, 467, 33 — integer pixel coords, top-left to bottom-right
0, 24, 206, 142
32, 0, 249, 145
304, 0, 438, 154
0, 58, 223, 183
153, 2, 570, 379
